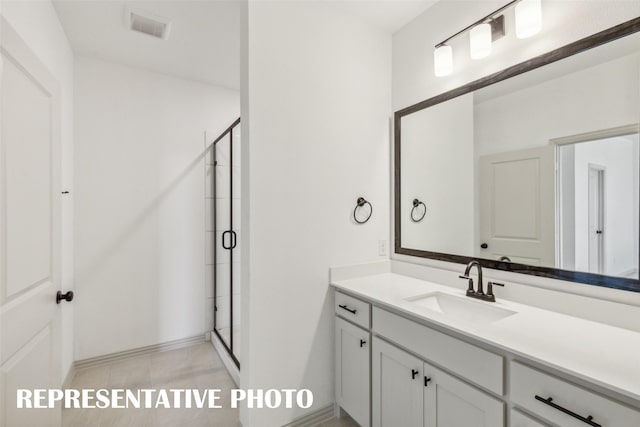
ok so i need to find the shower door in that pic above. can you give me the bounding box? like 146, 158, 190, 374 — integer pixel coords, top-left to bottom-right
212, 118, 241, 367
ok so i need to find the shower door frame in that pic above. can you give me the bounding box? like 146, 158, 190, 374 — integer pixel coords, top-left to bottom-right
212, 117, 241, 369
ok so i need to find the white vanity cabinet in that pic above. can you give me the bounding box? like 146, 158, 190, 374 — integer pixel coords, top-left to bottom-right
335, 294, 370, 427
510, 361, 640, 427
372, 336, 504, 427
510, 410, 549, 427
332, 286, 640, 427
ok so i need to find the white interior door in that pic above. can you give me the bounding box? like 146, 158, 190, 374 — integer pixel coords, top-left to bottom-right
588, 165, 605, 273
0, 17, 62, 427
479, 146, 555, 267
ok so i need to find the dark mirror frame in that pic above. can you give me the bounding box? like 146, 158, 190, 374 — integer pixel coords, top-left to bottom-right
394, 17, 640, 292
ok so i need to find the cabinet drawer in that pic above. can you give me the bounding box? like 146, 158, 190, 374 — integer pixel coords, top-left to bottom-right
511, 409, 549, 427
373, 307, 503, 395
511, 361, 640, 427
335, 291, 370, 329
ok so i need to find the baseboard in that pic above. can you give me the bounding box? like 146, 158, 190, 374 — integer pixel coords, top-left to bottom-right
210, 332, 240, 386
282, 405, 335, 427
74, 334, 206, 370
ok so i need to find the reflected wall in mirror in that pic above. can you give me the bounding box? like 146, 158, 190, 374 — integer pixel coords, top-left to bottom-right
396, 18, 640, 290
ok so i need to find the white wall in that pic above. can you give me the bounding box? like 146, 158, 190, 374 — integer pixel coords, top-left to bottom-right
559, 144, 576, 269
74, 57, 239, 360
392, 0, 640, 305
401, 94, 474, 254
393, 0, 640, 110
242, 2, 391, 425
573, 136, 639, 275
0, 0, 75, 383
474, 53, 640, 156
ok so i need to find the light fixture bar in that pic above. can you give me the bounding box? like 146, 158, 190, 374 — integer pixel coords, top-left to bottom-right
435, 0, 518, 48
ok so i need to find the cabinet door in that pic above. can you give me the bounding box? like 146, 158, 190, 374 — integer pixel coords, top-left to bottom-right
336, 317, 370, 427
372, 337, 423, 427
423, 361, 504, 427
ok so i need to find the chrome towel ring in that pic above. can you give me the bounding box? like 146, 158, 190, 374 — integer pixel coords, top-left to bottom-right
353, 197, 372, 224
411, 199, 426, 222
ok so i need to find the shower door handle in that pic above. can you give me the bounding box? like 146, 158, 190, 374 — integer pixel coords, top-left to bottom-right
222, 230, 232, 250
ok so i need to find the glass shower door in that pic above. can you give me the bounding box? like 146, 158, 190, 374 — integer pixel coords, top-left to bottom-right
213, 118, 241, 367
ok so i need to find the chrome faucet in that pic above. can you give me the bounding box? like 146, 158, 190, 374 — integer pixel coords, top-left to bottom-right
459, 260, 504, 303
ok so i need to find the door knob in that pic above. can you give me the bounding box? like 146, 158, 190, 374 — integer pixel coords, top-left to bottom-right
56, 291, 74, 304
481, 243, 488, 249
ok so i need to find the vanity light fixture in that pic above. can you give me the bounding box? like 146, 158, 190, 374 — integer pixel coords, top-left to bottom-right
470, 23, 493, 59
434, 45, 453, 77
515, 0, 542, 39
433, 0, 542, 76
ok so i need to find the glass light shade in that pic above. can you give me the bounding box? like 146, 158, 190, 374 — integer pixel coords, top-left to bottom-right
469, 23, 492, 59
434, 45, 453, 77
515, 0, 542, 39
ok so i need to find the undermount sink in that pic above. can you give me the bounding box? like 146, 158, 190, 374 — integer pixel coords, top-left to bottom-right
405, 292, 516, 324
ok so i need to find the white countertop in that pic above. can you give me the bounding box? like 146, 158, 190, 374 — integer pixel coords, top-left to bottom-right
331, 272, 640, 403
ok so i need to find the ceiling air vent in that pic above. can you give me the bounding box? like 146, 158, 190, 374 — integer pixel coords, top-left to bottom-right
125, 8, 172, 40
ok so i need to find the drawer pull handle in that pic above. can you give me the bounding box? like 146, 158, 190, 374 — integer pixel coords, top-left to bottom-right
411, 369, 419, 380
424, 376, 431, 387
338, 304, 357, 314
534, 395, 602, 427
360, 339, 367, 348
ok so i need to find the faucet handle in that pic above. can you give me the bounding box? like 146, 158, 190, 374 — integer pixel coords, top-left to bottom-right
487, 281, 504, 296
459, 275, 475, 295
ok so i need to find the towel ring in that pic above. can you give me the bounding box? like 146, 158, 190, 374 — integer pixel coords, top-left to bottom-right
411, 199, 426, 222
353, 197, 372, 224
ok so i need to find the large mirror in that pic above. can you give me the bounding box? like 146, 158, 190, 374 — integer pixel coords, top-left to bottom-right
395, 18, 640, 291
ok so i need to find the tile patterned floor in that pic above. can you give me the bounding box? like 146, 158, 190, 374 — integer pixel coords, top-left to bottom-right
63, 341, 358, 427
319, 414, 359, 427
63, 342, 239, 427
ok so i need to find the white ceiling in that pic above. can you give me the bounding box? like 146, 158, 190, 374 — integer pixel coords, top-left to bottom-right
52, 0, 436, 90
328, 0, 437, 33
53, 0, 242, 89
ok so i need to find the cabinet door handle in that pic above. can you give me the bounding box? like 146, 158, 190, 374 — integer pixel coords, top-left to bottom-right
534, 395, 601, 427
424, 376, 431, 387
360, 339, 367, 348
338, 304, 357, 314
411, 369, 419, 380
